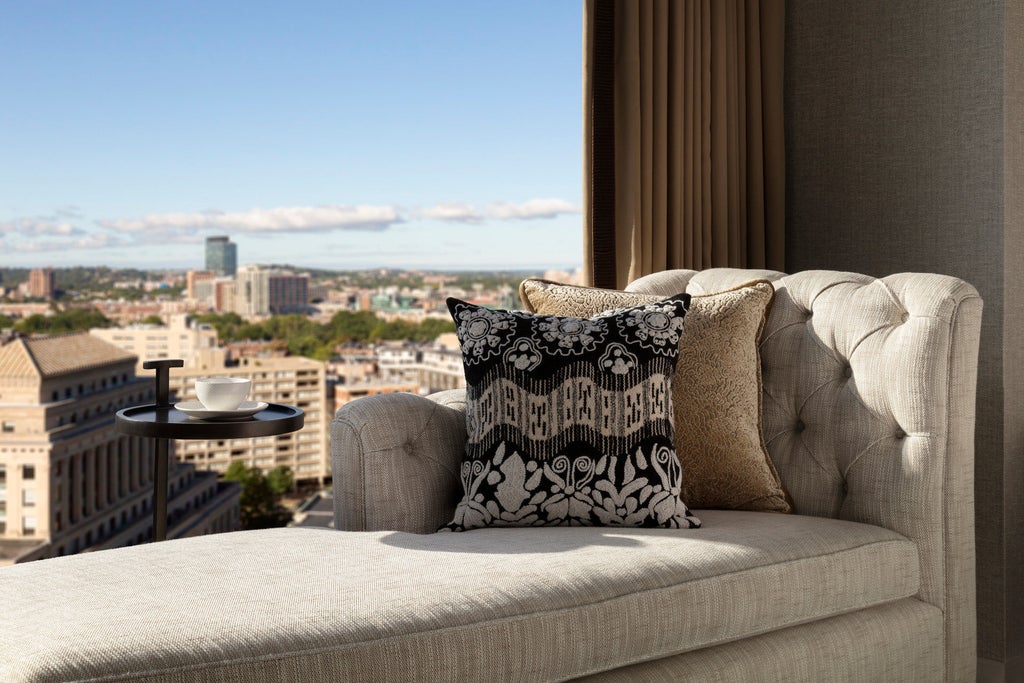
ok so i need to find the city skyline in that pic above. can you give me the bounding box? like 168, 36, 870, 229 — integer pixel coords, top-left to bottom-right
0, 2, 583, 271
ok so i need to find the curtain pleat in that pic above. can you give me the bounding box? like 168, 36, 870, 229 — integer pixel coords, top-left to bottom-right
584, 0, 785, 288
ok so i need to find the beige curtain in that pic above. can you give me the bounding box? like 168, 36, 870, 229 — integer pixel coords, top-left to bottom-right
583, 0, 786, 289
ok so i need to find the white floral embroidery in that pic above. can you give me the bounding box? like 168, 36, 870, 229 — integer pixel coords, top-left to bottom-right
597, 343, 639, 375
453, 304, 516, 365
616, 302, 686, 355
503, 338, 542, 371
533, 315, 607, 356
447, 441, 700, 530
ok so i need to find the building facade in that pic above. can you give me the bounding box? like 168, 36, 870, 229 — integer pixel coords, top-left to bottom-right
170, 354, 330, 483
90, 314, 218, 373
27, 267, 56, 300
235, 266, 309, 317
268, 274, 309, 314
0, 333, 240, 566
376, 335, 466, 395
204, 236, 237, 277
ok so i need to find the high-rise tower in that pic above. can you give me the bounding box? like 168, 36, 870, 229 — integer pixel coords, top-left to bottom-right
204, 236, 237, 277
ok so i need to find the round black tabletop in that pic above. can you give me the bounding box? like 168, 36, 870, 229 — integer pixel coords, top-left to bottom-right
115, 403, 304, 440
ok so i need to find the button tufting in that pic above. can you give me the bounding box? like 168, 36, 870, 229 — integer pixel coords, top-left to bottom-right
895, 428, 906, 439
403, 442, 415, 455
794, 420, 806, 433
901, 311, 910, 323
843, 366, 853, 379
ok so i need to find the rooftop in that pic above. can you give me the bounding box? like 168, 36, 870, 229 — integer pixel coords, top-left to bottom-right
0, 333, 136, 379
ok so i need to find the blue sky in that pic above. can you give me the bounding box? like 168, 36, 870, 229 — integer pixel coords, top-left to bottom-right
0, 1, 583, 271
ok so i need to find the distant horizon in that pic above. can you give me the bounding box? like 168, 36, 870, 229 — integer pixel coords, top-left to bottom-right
0, 261, 583, 275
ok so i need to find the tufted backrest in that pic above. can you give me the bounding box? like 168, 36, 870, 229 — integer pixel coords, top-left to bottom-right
627, 268, 982, 682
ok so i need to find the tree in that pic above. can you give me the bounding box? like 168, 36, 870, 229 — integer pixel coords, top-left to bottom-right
266, 466, 294, 495
141, 314, 164, 326
223, 462, 292, 529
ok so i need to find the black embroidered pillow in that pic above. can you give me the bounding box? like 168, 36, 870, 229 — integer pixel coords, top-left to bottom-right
445, 295, 701, 531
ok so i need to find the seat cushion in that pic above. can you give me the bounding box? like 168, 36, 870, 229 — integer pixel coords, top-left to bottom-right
0, 511, 919, 682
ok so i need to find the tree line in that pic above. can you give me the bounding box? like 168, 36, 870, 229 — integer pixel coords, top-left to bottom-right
192, 311, 455, 360
1, 308, 454, 360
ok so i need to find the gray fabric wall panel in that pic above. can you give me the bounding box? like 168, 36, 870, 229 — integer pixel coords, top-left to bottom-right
1003, 1, 1024, 677
785, 0, 1019, 672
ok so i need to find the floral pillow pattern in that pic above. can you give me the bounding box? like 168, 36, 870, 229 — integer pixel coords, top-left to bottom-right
445, 296, 701, 531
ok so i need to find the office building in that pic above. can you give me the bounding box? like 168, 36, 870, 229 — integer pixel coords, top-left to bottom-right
235, 266, 309, 317
27, 267, 56, 300
186, 270, 216, 304
0, 333, 240, 565
204, 237, 237, 277
268, 274, 308, 314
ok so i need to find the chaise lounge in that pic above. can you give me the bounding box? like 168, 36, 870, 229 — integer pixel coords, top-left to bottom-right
0, 268, 981, 682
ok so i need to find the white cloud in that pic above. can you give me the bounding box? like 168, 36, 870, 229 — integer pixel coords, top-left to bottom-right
416, 198, 580, 224
414, 202, 483, 223
8, 232, 127, 253
99, 205, 402, 235
0, 197, 580, 258
486, 198, 580, 220
0, 217, 85, 237
29, 220, 83, 236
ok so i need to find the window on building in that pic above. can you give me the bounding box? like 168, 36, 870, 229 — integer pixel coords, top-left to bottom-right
2, 422, 13, 433
22, 516, 36, 534
22, 465, 34, 480
22, 489, 35, 506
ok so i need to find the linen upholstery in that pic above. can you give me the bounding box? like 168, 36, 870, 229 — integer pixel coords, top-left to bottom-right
519, 278, 790, 513
628, 268, 981, 683
332, 391, 465, 534
580, 598, 943, 683
333, 268, 981, 682
0, 511, 918, 682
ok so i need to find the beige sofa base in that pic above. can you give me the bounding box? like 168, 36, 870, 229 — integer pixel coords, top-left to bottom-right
582, 598, 943, 683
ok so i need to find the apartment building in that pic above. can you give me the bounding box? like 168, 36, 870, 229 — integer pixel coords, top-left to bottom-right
27, 267, 56, 300
170, 354, 330, 484
235, 266, 310, 318
90, 314, 218, 374
0, 333, 240, 565
376, 334, 465, 395
333, 381, 419, 410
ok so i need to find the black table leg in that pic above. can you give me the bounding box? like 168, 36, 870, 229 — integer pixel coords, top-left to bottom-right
154, 438, 168, 542
142, 359, 183, 543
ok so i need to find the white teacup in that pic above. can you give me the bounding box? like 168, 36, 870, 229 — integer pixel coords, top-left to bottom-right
195, 377, 251, 411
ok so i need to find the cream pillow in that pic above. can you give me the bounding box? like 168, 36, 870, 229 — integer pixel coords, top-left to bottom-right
520, 278, 791, 513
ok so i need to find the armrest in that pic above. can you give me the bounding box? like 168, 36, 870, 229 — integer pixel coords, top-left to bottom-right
331, 390, 466, 533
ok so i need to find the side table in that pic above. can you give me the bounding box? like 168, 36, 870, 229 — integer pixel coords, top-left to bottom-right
114, 359, 304, 542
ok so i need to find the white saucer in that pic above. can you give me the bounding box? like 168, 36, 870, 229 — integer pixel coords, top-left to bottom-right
175, 399, 269, 420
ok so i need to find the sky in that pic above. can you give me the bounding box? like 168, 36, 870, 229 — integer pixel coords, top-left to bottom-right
0, 1, 583, 272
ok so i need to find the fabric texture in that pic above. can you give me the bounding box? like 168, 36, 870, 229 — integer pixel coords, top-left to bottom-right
330, 267, 981, 683
444, 296, 700, 530
628, 268, 982, 683
580, 598, 944, 683
520, 278, 790, 513
0, 511, 920, 682
582, 0, 786, 288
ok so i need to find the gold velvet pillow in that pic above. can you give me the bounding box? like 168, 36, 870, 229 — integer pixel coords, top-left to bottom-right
520, 278, 791, 513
